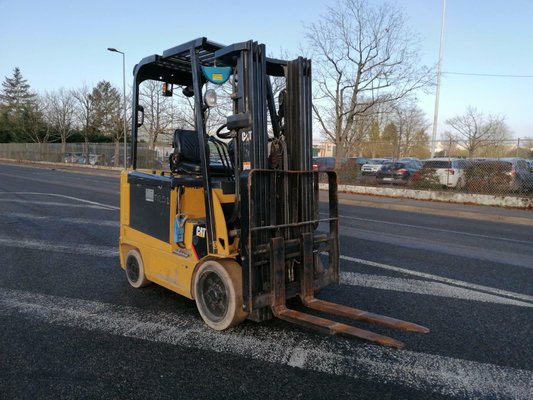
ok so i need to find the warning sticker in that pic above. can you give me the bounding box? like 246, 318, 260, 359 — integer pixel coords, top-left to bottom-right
145, 188, 154, 202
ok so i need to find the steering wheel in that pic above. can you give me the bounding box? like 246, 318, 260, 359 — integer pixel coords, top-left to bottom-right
216, 123, 233, 139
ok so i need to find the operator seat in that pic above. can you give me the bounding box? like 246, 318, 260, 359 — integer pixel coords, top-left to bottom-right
169, 129, 232, 176
169, 129, 203, 174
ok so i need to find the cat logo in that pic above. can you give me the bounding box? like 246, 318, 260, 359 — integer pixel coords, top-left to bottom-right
195, 226, 206, 238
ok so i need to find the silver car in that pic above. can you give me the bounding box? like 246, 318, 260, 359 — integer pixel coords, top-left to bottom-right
361, 158, 391, 176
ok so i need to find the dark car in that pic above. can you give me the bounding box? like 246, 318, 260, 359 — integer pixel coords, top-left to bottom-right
348, 156, 369, 167
466, 158, 533, 193
312, 157, 336, 171
376, 161, 421, 185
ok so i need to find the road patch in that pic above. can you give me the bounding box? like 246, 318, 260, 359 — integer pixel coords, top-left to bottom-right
0, 287, 531, 400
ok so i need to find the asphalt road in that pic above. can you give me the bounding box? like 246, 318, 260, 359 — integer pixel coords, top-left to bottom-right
0, 163, 532, 399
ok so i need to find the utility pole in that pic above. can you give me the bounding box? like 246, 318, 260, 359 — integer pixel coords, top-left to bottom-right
431, 0, 447, 158
107, 47, 128, 168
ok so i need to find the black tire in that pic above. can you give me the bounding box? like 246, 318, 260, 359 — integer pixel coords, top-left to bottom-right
194, 259, 248, 330
125, 249, 151, 288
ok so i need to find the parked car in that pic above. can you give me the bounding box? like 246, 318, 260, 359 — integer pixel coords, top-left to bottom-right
110, 154, 132, 167
63, 152, 83, 163
421, 158, 471, 189
312, 156, 336, 171
398, 157, 423, 169
497, 158, 533, 192
375, 161, 421, 185
361, 158, 391, 176
466, 158, 533, 193
347, 157, 369, 169
76, 153, 106, 166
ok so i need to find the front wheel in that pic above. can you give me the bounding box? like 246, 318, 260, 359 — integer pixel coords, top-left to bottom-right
194, 259, 248, 330
125, 249, 151, 288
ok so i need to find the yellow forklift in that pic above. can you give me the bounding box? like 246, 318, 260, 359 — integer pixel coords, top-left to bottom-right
119, 38, 428, 348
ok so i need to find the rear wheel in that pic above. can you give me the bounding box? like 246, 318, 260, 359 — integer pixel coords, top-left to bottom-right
194, 259, 248, 330
125, 249, 151, 288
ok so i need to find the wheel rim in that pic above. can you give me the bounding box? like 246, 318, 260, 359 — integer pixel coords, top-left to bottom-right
126, 256, 140, 283
198, 271, 229, 322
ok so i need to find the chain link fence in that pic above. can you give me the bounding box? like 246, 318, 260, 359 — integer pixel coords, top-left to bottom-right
325, 139, 533, 198
1, 139, 532, 198
0, 142, 167, 169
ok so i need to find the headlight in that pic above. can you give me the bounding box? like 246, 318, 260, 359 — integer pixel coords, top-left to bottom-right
204, 89, 217, 108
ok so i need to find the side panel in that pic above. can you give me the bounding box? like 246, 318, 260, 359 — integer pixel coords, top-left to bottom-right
130, 183, 171, 242
120, 171, 240, 300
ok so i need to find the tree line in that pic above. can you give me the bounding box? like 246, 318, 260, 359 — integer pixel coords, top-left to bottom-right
1, 0, 519, 166
0, 68, 126, 165
0, 69, 192, 166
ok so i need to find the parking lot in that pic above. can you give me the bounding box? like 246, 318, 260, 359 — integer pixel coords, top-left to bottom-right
0, 163, 532, 399
314, 156, 533, 196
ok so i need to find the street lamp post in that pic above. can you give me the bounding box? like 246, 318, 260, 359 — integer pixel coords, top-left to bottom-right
107, 47, 127, 168
431, 0, 447, 158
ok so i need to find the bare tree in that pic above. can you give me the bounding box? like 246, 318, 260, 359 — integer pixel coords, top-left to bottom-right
139, 80, 174, 150
392, 104, 429, 157
73, 84, 95, 163
305, 0, 433, 167
22, 94, 50, 144
445, 106, 510, 158
45, 88, 76, 155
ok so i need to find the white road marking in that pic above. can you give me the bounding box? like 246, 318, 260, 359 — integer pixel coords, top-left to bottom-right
0, 192, 118, 210
0, 171, 119, 195
336, 214, 533, 245
0, 237, 118, 258
1, 235, 530, 307
341, 255, 533, 303
0, 288, 531, 400
0, 199, 114, 210
341, 272, 533, 308
0, 212, 119, 227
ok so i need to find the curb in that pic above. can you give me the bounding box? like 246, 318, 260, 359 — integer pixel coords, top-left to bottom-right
339, 184, 533, 209
319, 183, 533, 210
332, 196, 533, 227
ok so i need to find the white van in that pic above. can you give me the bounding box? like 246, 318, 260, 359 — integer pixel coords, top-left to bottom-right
422, 158, 471, 189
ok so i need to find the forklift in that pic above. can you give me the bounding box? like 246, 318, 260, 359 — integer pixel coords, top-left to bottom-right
119, 38, 428, 348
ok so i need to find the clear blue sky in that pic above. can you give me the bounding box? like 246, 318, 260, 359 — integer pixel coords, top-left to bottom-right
1, 0, 532, 138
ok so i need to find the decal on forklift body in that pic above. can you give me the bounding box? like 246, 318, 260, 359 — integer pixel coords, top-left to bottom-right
145, 188, 154, 202
243, 161, 251, 170
196, 226, 206, 238
172, 249, 190, 258
192, 223, 208, 259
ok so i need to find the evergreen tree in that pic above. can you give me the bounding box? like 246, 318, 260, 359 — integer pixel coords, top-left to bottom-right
90, 80, 122, 165
0, 67, 38, 141
90, 80, 121, 135
0, 68, 36, 118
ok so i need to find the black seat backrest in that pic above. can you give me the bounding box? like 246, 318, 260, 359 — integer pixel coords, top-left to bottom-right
172, 129, 202, 164
170, 129, 233, 177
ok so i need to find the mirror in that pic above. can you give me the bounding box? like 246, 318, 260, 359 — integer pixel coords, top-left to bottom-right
137, 105, 144, 127
182, 85, 194, 98
162, 82, 173, 97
